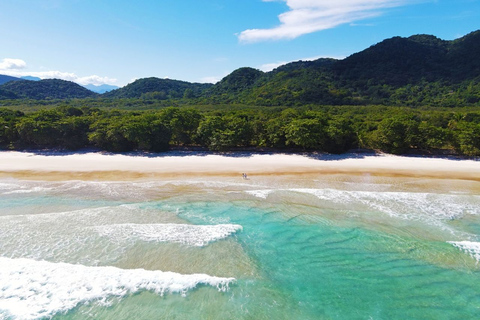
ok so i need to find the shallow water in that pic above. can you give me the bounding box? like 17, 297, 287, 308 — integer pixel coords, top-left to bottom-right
0, 174, 480, 319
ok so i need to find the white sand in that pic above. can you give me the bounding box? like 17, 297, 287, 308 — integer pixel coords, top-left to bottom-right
1, 151, 479, 181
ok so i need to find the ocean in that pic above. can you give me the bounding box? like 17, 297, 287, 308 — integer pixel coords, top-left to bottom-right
1, 172, 480, 319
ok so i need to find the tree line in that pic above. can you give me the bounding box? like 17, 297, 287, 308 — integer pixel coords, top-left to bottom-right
1, 105, 480, 156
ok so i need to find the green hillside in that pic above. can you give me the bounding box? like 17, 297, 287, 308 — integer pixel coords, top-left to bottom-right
206, 67, 265, 102
1, 31, 479, 107
202, 30, 480, 107
0, 88, 19, 100
103, 77, 212, 99
0, 74, 22, 85
0, 79, 97, 100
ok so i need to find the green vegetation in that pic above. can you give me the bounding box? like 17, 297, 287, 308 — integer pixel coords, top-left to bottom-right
0, 31, 479, 155
0, 75, 22, 85
1, 105, 480, 156
2, 31, 480, 107
199, 31, 480, 107
0, 79, 97, 100
102, 77, 212, 99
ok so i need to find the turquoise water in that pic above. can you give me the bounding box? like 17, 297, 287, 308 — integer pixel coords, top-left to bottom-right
1, 176, 480, 319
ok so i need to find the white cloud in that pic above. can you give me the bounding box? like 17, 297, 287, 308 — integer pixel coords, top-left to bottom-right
24, 71, 116, 86
238, 0, 410, 42
75, 75, 118, 86
0, 58, 117, 85
259, 61, 288, 72
0, 58, 27, 70
200, 76, 222, 84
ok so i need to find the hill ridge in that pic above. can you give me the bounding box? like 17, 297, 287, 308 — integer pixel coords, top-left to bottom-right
0, 79, 97, 100
1, 30, 479, 106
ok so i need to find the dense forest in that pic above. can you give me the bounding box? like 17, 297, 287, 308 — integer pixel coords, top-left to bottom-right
1, 31, 479, 107
0, 31, 479, 156
201, 31, 480, 107
1, 105, 480, 156
0, 79, 98, 100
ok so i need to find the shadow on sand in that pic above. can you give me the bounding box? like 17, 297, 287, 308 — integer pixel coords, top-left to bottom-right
15, 148, 479, 161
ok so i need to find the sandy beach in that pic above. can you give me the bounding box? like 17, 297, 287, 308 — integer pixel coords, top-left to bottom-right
1, 151, 479, 181
2, 150, 480, 319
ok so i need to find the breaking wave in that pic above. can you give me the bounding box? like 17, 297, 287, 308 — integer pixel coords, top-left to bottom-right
448, 241, 480, 262
0, 257, 235, 320
93, 223, 243, 247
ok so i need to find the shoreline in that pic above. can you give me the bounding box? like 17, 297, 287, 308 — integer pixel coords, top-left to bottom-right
1, 150, 480, 181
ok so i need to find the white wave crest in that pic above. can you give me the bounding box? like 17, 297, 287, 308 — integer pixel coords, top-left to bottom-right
284, 188, 480, 225
245, 188, 480, 220
0, 180, 53, 195
242, 188, 480, 237
2, 186, 53, 195
245, 190, 273, 199
0, 182, 21, 192
93, 223, 243, 247
0, 257, 235, 319
448, 241, 480, 262
0, 179, 260, 200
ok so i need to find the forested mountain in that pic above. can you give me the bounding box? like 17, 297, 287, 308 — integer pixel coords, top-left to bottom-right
0, 79, 97, 100
207, 67, 264, 99
1, 31, 479, 106
198, 30, 480, 106
103, 77, 212, 99
221, 59, 341, 105
334, 31, 480, 85
0, 74, 22, 85
2, 32, 480, 156
0, 87, 19, 99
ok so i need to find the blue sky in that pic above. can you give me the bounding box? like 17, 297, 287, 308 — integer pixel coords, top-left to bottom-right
0, 0, 479, 87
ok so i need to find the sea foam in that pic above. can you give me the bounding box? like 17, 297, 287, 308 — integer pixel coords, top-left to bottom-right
448, 241, 480, 262
247, 188, 480, 220
244, 188, 480, 237
289, 188, 480, 219
93, 223, 243, 247
245, 189, 273, 199
0, 257, 235, 320
0, 179, 258, 199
